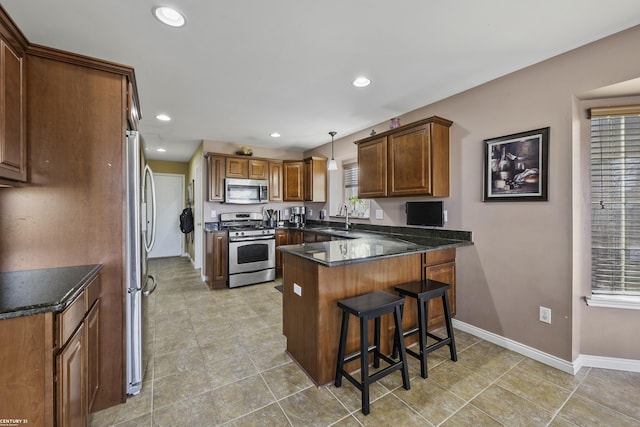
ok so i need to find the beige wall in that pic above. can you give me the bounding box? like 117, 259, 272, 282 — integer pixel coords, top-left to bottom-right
307, 25, 640, 362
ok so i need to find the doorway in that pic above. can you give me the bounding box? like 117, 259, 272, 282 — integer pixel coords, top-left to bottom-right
149, 173, 184, 258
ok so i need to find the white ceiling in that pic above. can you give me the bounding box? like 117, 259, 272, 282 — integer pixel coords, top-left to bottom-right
3, 1, 640, 161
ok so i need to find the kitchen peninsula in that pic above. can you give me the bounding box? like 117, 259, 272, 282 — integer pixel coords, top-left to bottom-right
278, 226, 472, 385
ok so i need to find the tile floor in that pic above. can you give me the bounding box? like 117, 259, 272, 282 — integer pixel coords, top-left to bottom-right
91, 256, 640, 426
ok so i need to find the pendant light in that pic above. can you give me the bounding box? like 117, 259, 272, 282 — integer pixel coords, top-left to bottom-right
327, 131, 338, 171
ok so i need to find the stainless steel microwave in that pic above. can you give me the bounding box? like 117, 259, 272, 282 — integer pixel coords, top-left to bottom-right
224, 178, 269, 204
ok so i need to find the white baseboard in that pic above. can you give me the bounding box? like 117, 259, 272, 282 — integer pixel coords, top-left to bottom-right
452, 319, 640, 375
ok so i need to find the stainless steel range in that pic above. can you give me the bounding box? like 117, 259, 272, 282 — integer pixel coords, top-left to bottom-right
220, 212, 276, 288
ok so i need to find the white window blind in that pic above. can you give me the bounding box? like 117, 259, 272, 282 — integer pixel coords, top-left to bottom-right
343, 162, 358, 189
590, 107, 640, 295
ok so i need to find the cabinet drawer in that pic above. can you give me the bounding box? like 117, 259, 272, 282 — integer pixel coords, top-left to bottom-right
84, 275, 100, 312
424, 248, 455, 266
58, 290, 85, 347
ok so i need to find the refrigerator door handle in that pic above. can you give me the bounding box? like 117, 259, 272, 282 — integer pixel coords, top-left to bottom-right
143, 275, 157, 297
143, 164, 157, 253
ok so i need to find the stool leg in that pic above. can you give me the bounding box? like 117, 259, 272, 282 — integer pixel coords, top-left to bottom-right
394, 305, 410, 390
391, 302, 404, 359
334, 311, 349, 387
417, 297, 429, 378
373, 316, 381, 369
360, 315, 370, 415
442, 292, 457, 362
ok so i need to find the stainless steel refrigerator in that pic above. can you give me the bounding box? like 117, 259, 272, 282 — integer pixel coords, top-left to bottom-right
125, 130, 157, 395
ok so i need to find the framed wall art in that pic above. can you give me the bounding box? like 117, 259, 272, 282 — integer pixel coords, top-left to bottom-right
483, 127, 549, 202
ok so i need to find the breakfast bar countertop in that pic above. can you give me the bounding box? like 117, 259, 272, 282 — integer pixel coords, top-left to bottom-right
0, 264, 103, 320
277, 225, 473, 267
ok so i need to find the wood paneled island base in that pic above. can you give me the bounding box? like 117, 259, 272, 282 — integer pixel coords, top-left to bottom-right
282, 252, 426, 385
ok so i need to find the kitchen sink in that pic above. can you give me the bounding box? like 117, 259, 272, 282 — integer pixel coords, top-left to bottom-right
311, 228, 379, 239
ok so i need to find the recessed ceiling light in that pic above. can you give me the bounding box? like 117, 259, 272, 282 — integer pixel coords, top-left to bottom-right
156, 148, 166, 153
270, 132, 281, 138
152, 6, 186, 27
352, 76, 371, 88
156, 113, 171, 121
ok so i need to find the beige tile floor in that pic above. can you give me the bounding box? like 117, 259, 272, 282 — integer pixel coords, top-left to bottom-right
91, 256, 640, 426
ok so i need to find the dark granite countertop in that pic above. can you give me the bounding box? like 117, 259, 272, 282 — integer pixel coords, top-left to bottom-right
278, 222, 473, 267
0, 264, 103, 320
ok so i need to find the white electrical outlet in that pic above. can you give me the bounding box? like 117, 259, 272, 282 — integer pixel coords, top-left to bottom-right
211, 210, 217, 218
308, 208, 313, 217
375, 210, 384, 220
539, 306, 551, 324
443, 210, 448, 223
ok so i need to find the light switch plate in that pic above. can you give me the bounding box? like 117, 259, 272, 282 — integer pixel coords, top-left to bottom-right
211, 210, 217, 218
293, 283, 302, 296
375, 210, 384, 220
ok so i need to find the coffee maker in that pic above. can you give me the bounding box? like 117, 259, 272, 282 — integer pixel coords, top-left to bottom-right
289, 206, 306, 228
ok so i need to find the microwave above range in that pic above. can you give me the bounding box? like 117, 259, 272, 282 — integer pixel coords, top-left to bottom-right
224, 178, 269, 204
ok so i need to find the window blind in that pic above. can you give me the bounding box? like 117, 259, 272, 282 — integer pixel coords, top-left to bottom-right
590, 110, 640, 295
344, 163, 358, 188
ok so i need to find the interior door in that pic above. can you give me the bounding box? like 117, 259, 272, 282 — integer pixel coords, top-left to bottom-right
149, 173, 184, 258
194, 161, 203, 270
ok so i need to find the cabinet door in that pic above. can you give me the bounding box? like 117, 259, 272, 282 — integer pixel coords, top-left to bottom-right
248, 159, 268, 180
0, 35, 26, 182
207, 156, 225, 201
226, 157, 248, 178
283, 161, 304, 201
275, 229, 288, 277
388, 124, 432, 196
288, 230, 303, 244
86, 301, 100, 414
57, 324, 87, 427
269, 161, 283, 201
206, 231, 228, 289
357, 137, 387, 198
303, 157, 327, 202
424, 250, 456, 330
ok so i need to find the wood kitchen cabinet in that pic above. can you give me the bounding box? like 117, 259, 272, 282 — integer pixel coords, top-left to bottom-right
269, 160, 283, 201
206, 154, 225, 201
275, 229, 288, 278
283, 160, 304, 201
56, 274, 101, 427
205, 231, 228, 289
422, 248, 456, 329
225, 157, 268, 180
0, 16, 27, 184
357, 136, 387, 198
356, 116, 452, 198
303, 157, 327, 202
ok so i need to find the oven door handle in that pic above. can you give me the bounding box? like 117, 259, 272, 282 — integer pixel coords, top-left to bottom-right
229, 236, 275, 242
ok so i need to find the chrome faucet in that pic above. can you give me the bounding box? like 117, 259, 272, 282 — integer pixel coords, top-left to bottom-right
343, 203, 350, 230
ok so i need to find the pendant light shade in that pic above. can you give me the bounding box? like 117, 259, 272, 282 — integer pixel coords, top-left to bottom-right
327, 131, 338, 171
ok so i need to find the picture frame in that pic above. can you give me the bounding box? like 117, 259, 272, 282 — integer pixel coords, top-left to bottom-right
483, 127, 549, 202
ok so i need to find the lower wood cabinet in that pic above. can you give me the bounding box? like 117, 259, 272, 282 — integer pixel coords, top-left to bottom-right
206, 231, 228, 289
275, 229, 288, 278
57, 323, 86, 427
0, 273, 101, 427
423, 249, 456, 329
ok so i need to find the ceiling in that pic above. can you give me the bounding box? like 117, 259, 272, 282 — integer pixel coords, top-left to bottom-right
3, 1, 640, 162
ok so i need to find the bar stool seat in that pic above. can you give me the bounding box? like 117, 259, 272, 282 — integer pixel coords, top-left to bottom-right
392, 280, 457, 379
335, 291, 410, 415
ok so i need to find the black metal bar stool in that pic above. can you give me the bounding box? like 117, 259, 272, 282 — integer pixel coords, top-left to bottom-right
334, 291, 410, 415
392, 279, 457, 378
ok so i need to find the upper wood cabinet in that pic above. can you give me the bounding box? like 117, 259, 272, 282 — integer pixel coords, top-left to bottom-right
357, 136, 387, 198
283, 160, 304, 201
225, 157, 269, 179
269, 160, 283, 201
303, 157, 327, 202
356, 116, 452, 198
225, 157, 249, 178
0, 30, 26, 184
206, 154, 225, 202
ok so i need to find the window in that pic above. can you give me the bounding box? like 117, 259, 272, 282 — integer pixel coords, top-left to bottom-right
342, 163, 370, 218
590, 105, 640, 297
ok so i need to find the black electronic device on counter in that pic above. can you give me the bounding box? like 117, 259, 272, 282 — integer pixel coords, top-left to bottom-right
405, 201, 444, 227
